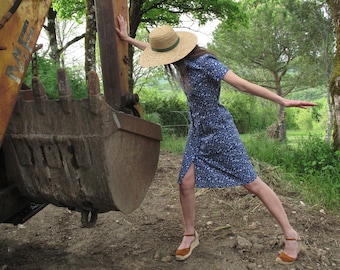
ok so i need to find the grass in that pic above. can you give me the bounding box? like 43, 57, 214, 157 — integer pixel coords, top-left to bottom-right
286, 130, 325, 147
160, 133, 186, 154
160, 130, 340, 211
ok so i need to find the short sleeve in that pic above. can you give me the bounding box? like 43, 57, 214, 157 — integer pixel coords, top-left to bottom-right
199, 54, 229, 81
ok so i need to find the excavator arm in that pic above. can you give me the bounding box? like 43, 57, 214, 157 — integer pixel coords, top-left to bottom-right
0, 0, 52, 147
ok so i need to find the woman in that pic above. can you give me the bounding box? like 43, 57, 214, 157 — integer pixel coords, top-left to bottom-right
115, 14, 316, 264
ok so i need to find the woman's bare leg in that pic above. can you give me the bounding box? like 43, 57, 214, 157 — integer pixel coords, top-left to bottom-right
244, 177, 300, 258
177, 164, 196, 250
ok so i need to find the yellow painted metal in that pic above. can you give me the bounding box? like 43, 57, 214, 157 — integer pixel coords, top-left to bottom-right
0, 0, 52, 147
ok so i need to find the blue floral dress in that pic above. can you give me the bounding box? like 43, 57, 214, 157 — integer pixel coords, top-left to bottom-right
178, 54, 257, 188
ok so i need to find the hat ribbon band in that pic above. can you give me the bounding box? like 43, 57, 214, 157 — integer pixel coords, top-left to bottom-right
151, 37, 180, 52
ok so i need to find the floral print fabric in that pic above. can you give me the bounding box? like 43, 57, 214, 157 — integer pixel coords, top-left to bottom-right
178, 54, 257, 188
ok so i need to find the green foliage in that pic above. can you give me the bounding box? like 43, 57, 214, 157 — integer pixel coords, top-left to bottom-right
24, 57, 59, 99
53, 0, 247, 32
290, 86, 328, 101
66, 68, 88, 99
52, 0, 85, 22
143, 112, 162, 125
207, 0, 333, 141
287, 97, 329, 131
287, 136, 339, 175
295, 109, 314, 130
139, 80, 325, 135
24, 56, 87, 99
243, 133, 340, 210
138, 84, 188, 136
140, 0, 247, 27
208, 0, 334, 123
160, 133, 186, 154
243, 133, 337, 175
220, 87, 277, 133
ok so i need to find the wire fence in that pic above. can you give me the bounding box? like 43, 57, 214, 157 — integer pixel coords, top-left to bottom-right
161, 111, 189, 135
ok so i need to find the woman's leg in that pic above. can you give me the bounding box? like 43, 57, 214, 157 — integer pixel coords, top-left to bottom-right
177, 164, 196, 250
244, 177, 300, 258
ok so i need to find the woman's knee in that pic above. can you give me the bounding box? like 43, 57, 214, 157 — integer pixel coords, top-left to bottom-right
180, 164, 195, 191
244, 177, 263, 194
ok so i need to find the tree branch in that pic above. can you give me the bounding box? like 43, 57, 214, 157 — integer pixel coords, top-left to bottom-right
57, 33, 85, 55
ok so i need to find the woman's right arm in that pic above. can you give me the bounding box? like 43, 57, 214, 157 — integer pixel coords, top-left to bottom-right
115, 14, 149, 51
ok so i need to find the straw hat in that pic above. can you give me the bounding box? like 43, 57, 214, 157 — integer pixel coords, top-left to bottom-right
139, 25, 197, 67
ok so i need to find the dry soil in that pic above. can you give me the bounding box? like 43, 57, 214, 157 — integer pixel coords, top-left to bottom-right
0, 151, 339, 270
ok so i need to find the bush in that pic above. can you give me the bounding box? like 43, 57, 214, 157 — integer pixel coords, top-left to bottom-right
243, 133, 340, 210
24, 56, 87, 99
139, 88, 188, 136
220, 89, 277, 133
287, 136, 340, 175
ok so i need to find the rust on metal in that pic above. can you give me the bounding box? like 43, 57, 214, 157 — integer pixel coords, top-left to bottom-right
0, 0, 22, 29
0, 12, 13, 29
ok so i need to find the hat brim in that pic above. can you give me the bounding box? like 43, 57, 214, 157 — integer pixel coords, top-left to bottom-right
139, 31, 198, 68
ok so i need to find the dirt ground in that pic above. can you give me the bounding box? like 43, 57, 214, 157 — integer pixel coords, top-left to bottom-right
0, 151, 339, 270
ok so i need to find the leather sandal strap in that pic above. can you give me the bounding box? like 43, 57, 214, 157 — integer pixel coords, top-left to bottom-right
183, 233, 195, 237
285, 238, 301, 241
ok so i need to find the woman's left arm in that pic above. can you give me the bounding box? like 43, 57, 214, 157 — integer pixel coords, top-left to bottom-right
223, 70, 317, 108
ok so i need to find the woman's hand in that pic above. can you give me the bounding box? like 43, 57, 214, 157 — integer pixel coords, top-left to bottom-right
282, 99, 317, 109
115, 14, 129, 41
115, 14, 149, 50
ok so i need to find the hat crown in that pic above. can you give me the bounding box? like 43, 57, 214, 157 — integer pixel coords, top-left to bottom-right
139, 25, 197, 67
149, 25, 179, 52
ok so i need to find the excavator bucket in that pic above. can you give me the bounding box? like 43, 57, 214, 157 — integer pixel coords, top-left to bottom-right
0, 0, 162, 225
3, 69, 161, 214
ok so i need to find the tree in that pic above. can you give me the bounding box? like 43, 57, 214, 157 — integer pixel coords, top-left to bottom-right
289, 0, 334, 142
84, 0, 96, 74
44, 0, 246, 91
210, 0, 332, 140
49, 0, 88, 68
126, 0, 247, 90
327, 0, 340, 150
315, 4, 335, 143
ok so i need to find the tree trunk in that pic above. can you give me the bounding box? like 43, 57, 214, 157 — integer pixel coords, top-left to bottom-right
267, 71, 286, 140
128, 0, 145, 91
328, 0, 340, 150
46, 7, 59, 64
277, 104, 286, 141
326, 88, 334, 142
85, 0, 96, 74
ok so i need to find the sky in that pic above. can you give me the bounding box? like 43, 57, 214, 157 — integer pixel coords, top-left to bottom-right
177, 15, 219, 47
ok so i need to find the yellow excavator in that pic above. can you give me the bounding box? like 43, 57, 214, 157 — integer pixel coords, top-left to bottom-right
0, 0, 162, 227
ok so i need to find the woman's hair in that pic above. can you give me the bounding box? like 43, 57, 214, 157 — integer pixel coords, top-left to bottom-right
165, 45, 214, 90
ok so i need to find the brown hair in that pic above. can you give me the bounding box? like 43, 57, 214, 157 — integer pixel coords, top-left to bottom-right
165, 45, 214, 90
